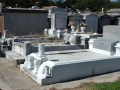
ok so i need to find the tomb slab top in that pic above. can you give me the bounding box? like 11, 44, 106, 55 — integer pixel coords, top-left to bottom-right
46, 50, 107, 62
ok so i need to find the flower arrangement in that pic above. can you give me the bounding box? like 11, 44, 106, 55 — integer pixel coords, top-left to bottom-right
80, 22, 87, 27
68, 22, 75, 26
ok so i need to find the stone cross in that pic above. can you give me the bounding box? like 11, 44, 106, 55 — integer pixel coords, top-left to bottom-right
38, 43, 46, 57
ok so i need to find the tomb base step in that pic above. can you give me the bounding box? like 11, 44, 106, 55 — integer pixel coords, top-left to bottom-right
20, 65, 37, 84
89, 48, 115, 56
5, 51, 25, 66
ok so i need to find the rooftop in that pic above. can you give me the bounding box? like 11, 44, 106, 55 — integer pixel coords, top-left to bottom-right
107, 8, 120, 13
40, 6, 57, 10
1, 8, 48, 13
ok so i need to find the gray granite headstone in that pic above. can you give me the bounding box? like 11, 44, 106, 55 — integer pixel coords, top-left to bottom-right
93, 25, 120, 54
93, 37, 119, 52
103, 26, 120, 42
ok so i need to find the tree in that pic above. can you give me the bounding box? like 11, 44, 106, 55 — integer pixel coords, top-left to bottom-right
0, 0, 55, 8
54, 0, 65, 8
0, 0, 120, 13
73, 0, 111, 12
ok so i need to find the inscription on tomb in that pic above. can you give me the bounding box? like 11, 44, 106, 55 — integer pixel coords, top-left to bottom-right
93, 38, 119, 52
94, 42, 109, 51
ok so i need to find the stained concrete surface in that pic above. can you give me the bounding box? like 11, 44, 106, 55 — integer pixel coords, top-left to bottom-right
0, 57, 120, 90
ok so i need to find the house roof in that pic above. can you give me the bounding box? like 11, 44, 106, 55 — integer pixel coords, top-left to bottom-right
95, 12, 104, 17
80, 11, 91, 17
40, 6, 57, 10
107, 8, 120, 13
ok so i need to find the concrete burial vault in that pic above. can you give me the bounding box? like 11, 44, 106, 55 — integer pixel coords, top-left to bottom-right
20, 42, 120, 85
6, 22, 120, 85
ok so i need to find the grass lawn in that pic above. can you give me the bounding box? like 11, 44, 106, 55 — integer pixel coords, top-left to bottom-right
82, 79, 120, 90
50, 79, 120, 90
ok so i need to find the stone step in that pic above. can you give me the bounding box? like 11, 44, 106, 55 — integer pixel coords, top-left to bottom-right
5, 51, 25, 66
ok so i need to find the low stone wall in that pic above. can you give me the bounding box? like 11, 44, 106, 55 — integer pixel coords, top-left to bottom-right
28, 44, 84, 55
45, 45, 84, 52
12, 41, 84, 57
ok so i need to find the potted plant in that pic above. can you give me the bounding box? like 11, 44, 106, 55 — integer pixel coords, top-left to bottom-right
68, 22, 75, 32
80, 22, 87, 32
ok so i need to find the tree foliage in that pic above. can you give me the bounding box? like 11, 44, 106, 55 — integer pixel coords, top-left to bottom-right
0, 0, 120, 12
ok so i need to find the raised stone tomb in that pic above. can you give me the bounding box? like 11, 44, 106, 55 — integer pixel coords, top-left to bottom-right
93, 37, 118, 53
20, 43, 120, 85
89, 25, 120, 56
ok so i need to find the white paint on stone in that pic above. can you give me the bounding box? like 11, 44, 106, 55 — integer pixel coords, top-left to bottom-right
36, 55, 120, 85
88, 38, 97, 50
14, 45, 24, 56
27, 56, 34, 70
44, 28, 48, 35
20, 43, 48, 77
57, 30, 65, 38
20, 43, 120, 85
114, 43, 120, 56
38, 43, 46, 57
48, 29, 57, 37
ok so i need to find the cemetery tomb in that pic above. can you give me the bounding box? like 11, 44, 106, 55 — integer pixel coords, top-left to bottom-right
2, 8, 48, 36
89, 24, 120, 56
20, 43, 120, 85
48, 7, 67, 37
64, 33, 102, 49
85, 14, 99, 33
81, 13, 99, 33
5, 36, 85, 65
111, 15, 120, 25
106, 9, 120, 16
68, 13, 83, 29
98, 14, 111, 34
